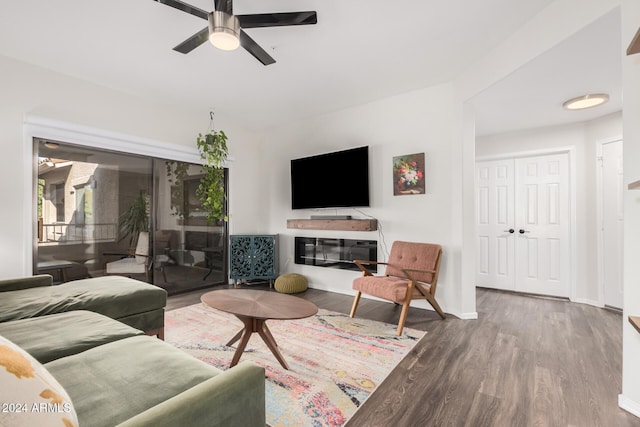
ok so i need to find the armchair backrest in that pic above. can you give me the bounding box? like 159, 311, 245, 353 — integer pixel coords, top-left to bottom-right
135, 231, 150, 264
385, 241, 442, 285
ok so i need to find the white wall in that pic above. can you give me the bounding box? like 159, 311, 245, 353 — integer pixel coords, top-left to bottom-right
477, 123, 586, 158
0, 54, 264, 279
476, 113, 623, 305
254, 0, 626, 324
621, 0, 640, 416
453, 0, 623, 327
453, 0, 639, 417
260, 84, 471, 316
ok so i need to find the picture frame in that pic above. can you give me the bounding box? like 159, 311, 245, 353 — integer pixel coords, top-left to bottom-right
393, 153, 426, 195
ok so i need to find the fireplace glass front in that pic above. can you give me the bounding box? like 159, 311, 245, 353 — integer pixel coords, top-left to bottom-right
294, 237, 377, 272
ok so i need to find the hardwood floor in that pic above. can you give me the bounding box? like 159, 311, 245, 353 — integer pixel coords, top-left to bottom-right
167, 285, 638, 426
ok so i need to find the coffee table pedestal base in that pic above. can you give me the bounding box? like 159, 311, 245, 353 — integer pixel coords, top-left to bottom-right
227, 315, 290, 370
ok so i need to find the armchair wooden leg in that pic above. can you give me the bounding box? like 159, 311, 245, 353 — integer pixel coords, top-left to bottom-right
350, 291, 362, 318
397, 300, 411, 336
424, 293, 446, 319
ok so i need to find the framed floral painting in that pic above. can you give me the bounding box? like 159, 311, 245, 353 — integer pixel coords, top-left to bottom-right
393, 153, 425, 195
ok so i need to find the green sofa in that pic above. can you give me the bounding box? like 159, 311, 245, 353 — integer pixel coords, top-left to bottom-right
0, 274, 167, 337
0, 310, 266, 427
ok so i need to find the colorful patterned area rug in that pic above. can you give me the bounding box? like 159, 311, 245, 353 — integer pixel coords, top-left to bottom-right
164, 302, 425, 427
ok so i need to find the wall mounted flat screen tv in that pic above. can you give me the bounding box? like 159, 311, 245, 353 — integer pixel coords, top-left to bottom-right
291, 146, 370, 210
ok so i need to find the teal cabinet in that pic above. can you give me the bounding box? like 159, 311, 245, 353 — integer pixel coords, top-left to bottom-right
229, 234, 278, 285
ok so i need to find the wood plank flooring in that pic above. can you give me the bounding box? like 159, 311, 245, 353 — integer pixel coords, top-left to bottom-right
167, 284, 639, 426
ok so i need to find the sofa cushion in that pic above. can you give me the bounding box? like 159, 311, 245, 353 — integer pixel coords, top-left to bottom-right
117, 308, 165, 333
0, 276, 166, 323
0, 335, 78, 427
0, 311, 144, 363
0, 274, 52, 292
45, 335, 223, 427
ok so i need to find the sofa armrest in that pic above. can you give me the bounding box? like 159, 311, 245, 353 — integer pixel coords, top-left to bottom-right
0, 275, 53, 292
115, 362, 265, 427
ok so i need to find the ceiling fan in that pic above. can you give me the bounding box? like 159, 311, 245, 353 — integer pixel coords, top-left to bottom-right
154, 0, 317, 65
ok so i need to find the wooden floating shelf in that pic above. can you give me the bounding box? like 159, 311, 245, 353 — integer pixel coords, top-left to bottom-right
287, 219, 378, 231
629, 316, 640, 334
628, 26, 640, 56
628, 180, 640, 190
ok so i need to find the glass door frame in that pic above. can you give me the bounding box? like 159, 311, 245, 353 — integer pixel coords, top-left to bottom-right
25, 116, 229, 293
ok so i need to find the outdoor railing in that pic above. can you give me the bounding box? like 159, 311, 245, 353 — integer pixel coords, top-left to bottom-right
39, 223, 118, 244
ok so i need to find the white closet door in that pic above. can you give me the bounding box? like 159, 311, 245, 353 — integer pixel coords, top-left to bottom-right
602, 140, 624, 309
476, 159, 516, 291
514, 153, 570, 297
476, 152, 571, 298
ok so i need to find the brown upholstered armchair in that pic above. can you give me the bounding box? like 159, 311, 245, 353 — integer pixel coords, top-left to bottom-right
349, 241, 445, 335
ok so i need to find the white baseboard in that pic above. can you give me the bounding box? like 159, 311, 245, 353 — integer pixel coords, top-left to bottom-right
619, 394, 640, 418
571, 297, 603, 308
458, 312, 478, 320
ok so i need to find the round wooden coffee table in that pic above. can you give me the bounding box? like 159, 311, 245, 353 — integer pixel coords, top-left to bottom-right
201, 289, 318, 370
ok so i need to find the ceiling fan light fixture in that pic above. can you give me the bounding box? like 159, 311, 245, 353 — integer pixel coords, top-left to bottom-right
562, 93, 609, 110
208, 11, 240, 51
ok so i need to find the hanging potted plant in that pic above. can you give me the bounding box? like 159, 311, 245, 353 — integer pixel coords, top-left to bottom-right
196, 129, 229, 223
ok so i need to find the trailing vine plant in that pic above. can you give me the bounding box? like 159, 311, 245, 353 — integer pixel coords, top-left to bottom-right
165, 160, 190, 219
196, 129, 229, 223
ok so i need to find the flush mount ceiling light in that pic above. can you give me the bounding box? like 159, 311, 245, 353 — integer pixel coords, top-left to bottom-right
562, 93, 609, 110
208, 11, 240, 51
43, 141, 59, 149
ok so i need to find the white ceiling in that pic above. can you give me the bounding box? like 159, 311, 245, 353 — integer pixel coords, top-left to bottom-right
471, 8, 622, 136
0, 0, 621, 134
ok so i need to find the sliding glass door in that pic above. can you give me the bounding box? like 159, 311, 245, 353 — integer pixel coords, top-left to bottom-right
152, 159, 228, 293
34, 139, 228, 294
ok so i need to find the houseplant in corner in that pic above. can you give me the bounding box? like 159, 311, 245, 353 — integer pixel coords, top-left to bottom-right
196, 129, 229, 223
119, 191, 150, 247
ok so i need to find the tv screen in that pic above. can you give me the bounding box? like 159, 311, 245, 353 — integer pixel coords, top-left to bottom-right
291, 146, 370, 210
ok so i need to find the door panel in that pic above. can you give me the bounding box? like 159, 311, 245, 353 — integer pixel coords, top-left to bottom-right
496, 236, 508, 276
478, 236, 489, 275
602, 140, 623, 309
475, 159, 516, 290
515, 153, 570, 297
548, 238, 560, 280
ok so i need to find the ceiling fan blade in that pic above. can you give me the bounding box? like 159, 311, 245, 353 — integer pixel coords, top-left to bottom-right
214, 0, 233, 14
173, 27, 209, 54
240, 30, 275, 66
153, 0, 208, 20
237, 11, 317, 29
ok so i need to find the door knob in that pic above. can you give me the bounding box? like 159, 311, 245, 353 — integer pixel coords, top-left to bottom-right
503, 229, 515, 234
519, 229, 530, 234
